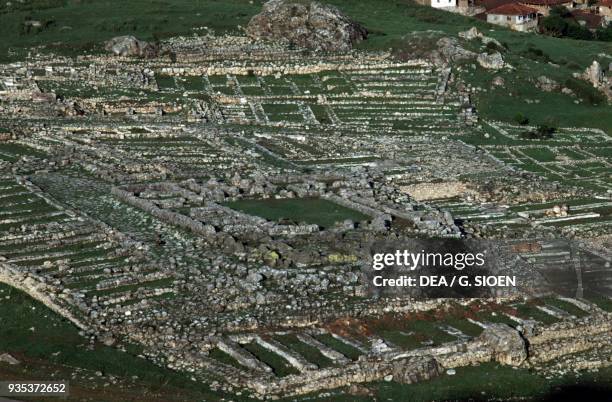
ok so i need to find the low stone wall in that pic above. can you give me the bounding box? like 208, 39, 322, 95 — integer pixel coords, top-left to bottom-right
111, 187, 216, 237
159, 60, 430, 77
0, 262, 89, 332
321, 193, 384, 219
203, 323, 527, 398
258, 355, 441, 397
400, 181, 471, 201
527, 313, 612, 364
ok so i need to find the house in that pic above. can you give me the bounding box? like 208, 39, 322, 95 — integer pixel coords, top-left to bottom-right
518, 0, 574, 16
598, 0, 612, 21
486, 3, 540, 31
473, 0, 522, 21
570, 10, 606, 30
431, 0, 459, 9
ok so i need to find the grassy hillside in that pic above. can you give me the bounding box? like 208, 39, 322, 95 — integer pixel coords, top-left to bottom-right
2, 0, 608, 65
0, 282, 229, 401
0, 0, 263, 59
0, 1, 609, 127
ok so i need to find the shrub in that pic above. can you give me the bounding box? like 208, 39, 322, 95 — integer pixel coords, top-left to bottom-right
540, 15, 567, 37
565, 22, 594, 40
550, 5, 571, 18
596, 25, 612, 41
514, 113, 529, 125
536, 124, 556, 137
485, 41, 506, 54
540, 7, 597, 41
565, 78, 606, 105
520, 124, 555, 140
521, 45, 552, 63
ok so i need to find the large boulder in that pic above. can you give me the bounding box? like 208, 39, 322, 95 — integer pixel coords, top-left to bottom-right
458, 26, 503, 48
436, 37, 477, 64
535, 75, 560, 92
477, 52, 505, 70
104, 35, 159, 58
478, 323, 527, 366
391, 356, 442, 384
578, 60, 611, 102
246, 0, 367, 52
584, 60, 604, 87
0, 353, 20, 365
458, 27, 483, 41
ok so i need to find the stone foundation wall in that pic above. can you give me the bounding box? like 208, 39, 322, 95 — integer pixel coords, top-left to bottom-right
0, 262, 89, 332
527, 313, 612, 364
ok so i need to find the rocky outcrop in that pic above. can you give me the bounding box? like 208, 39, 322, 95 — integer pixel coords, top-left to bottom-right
491, 76, 505, 87
477, 52, 505, 70
459, 27, 483, 41
526, 314, 612, 365
104, 35, 159, 58
584, 60, 604, 87
391, 356, 442, 384
580, 60, 611, 101
246, 0, 367, 52
536, 75, 560, 92
478, 323, 527, 366
0, 353, 20, 365
458, 27, 502, 48
436, 37, 477, 64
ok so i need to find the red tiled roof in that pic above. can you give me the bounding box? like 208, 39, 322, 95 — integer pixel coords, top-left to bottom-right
570, 10, 604, 29
474, 0, 516, 11
519, 0, 572, 5
488, 2, 539, 14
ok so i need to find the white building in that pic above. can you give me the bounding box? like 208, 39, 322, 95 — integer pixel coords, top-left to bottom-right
431, 0, 458, 9
486, 3, 539, 32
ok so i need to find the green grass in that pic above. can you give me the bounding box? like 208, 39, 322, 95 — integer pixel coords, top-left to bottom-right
0, 283, 227, 401
543, 298, 589, 318
314, 334, 362, 361
1, 282, 610, 401
242, 341, 299, 377
15, 247, 113, 268
473, 311, 518, 327
308, 363, 612, 402
513, 302, 560, 325
441, 316, 484, 337
208, 347, 244, 370
583, 291, 612, 312
275, 334, 334, 368
521, 147, 557, 162
223, 197, 369, 228
369, 316, 459, 350
0, 0, 263, 60
375, 329, 423, 350
2, 240, 106, 259
0, 142, 47, 159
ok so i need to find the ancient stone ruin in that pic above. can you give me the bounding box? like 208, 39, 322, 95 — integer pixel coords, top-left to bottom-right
0, 14, 610, 399
105, 35, 160, 59
247, 0, 368, 52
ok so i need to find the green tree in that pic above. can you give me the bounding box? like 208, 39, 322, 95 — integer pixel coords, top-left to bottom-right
596, 25, 612, 41
549, 5, 571, 17
539, 15, 568, 37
